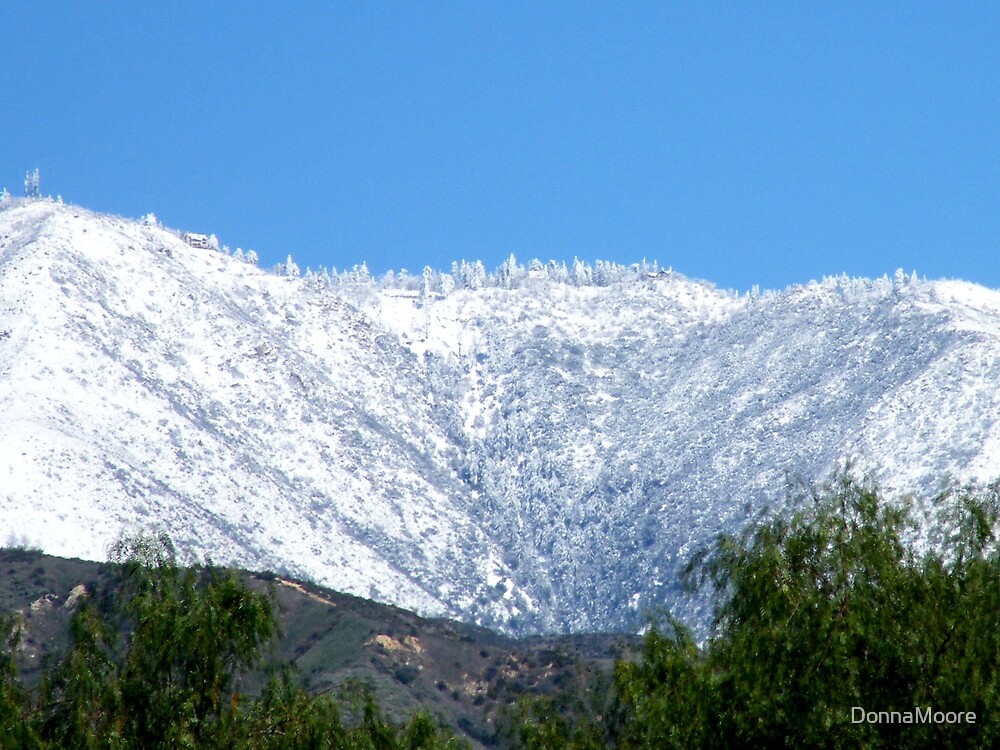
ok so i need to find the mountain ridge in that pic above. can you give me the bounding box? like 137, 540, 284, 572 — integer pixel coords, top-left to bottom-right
2, 197, 999, 635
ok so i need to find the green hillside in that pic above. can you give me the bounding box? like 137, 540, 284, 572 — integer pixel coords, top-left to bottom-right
0, 544, 626, 748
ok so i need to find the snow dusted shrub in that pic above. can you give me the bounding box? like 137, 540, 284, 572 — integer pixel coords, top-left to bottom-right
24, 168, 40, 199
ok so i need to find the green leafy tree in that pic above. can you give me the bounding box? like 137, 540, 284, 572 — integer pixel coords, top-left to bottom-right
689, 476, 1000, 748
36, 599, 125, 749
609, 617, 709, 750
506, 475, 1000, 749
107, 533, 277, 748
27, 532, 468, 749
31, 533, 278, 749
233, 668, 349, 750
1, 614, 43, 749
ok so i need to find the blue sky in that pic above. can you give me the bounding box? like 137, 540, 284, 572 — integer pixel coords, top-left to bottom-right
2, 3, 997, 291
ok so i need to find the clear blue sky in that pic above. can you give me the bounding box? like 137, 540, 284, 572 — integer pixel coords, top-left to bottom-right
2, 3, 997, 291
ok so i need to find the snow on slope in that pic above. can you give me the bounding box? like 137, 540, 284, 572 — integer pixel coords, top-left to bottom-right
0, 200, 524, 626
3, 198, 1000, 636
373, 271, 1000, 632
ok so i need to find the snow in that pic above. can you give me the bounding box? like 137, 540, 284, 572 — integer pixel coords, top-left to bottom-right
0, 201, 522, 627
2, 199, 1000, 636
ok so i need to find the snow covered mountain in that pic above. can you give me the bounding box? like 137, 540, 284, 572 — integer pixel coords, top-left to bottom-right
0, 199, 523, 627
2, 197, 1000, 635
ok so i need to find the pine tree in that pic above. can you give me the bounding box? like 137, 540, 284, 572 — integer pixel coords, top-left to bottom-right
420, 265, 436, 305
469, 260, 486, 290
499, 253, 519, 289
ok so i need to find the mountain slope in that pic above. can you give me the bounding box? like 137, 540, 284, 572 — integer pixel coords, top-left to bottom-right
373, 267, 1000, 631
2, 198, 999, 634
0, 199, 523, 627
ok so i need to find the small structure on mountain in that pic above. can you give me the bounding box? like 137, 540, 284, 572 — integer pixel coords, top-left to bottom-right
183, 232, 212, 249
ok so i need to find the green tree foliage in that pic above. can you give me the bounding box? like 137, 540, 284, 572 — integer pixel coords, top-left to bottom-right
609, 617, 707, 750
231, 670, 468, 750
688, 476, 1000, 748
1, 614, 43, 749
4, 532, 466, 750
6, 478, 998, 749
109, 534, 277, 748
232, 669, 351, 749
36, 600, 124, 749
505, 476, 1000, 749
498, 653, 612, 750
